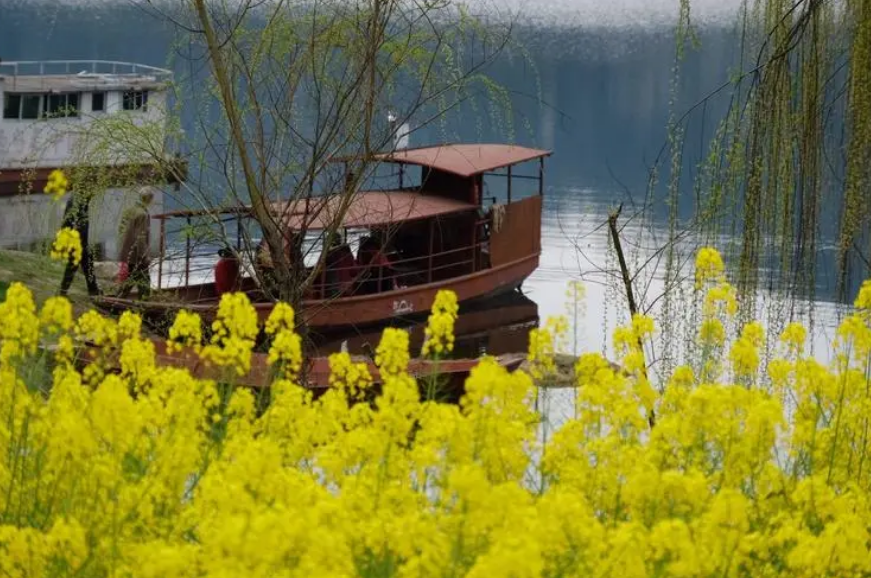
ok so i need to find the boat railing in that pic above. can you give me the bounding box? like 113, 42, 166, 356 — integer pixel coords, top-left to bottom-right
155, 232, 491, 299
0, 60, 173, 87
309, 240, 488, 300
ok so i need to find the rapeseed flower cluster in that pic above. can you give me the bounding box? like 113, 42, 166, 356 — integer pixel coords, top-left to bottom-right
265, 303, 303, 378
49, 227, 83, 266
694, 246, 725, 288
375, 327, 410, 376
200, 292, 260, 375
328, 351, 373, 398
167, 309, 203, 353
1, 247, 871, 577
527, 315, 567, 379
43, 169, 69, 200
422, 289, 459, 356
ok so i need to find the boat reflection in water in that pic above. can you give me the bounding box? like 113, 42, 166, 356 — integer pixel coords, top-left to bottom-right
306, 289, 538, 402
310, 289, 538, 359
75, 291, 538, 406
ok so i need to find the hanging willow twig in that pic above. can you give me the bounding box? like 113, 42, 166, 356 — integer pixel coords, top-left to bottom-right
652, 0, 871, 323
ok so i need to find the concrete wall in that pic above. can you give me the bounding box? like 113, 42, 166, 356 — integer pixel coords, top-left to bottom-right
0, 87, 168, 168
0, 185, 165, 260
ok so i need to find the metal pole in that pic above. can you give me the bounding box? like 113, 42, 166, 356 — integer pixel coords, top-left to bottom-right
507, 166, 512, 203
539, 158, 544, 197
236, 215, 242, 250
427, 220, 434, 283
399, 163, 404, 189
158, 218, 165, 289
184, 216, 191, 286
471, 222, 477, 273
376, 258, 384, 293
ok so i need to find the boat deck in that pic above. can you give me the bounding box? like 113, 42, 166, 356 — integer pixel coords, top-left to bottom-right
0, 74, 167, 93
0, 60, 172, 92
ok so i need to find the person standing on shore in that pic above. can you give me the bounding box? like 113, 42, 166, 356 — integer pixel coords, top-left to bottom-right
58, 189, 100, 297
118, 190, 154, 298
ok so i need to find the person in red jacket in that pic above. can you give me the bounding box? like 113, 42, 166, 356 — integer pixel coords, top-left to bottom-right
214, 248, 241, 295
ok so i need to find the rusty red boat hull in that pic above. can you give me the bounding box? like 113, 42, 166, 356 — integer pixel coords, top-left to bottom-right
94, 254, 538, 331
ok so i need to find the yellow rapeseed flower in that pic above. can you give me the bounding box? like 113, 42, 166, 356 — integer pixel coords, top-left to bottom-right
375, 327, 410, 377
527, 325, 556, 380
631, 313, 655, 340
780, 322, 807, 353
699, 318, 726, 347
422, 289, 459, 357
694, 246, 725, 289
199, 292, 259, 375
729, 334, 760, 379
267, 328, 303, 378
265, 302, 295, 335
75, 310, 118, 347
39, 296, 74, 334
50, 227, 83, 266
328, 351, 372, 398
43, 169, 69, 200
855, 279, 871, 310
167, 310, 203, 353
0, 282, 40, 364
4, 256, 871, 576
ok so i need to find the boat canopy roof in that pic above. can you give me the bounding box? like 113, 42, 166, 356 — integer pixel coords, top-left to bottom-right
154, 190, 477, 229
372, 144, 551, 178
273, 190, 476, 230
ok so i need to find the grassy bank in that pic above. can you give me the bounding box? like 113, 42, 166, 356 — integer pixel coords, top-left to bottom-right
0, 249, 92, 312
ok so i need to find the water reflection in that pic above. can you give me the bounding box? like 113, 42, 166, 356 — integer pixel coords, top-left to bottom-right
528, 189, 847, 366
308, 289, 538, 360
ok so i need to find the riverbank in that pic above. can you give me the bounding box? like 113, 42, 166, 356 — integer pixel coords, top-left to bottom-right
0, 249, 94, 312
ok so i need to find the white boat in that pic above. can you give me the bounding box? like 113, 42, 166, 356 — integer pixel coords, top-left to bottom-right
0, 60, 182, 259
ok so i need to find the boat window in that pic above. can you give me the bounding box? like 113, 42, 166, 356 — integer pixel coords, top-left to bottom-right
2, 94, 21, 119
122, 90, 148, 111
91, 92, 105, 112
21, 95, 41, 119
44, 93, 80, 118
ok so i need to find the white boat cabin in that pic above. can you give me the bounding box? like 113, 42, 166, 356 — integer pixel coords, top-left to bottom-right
0, 60, 178, 258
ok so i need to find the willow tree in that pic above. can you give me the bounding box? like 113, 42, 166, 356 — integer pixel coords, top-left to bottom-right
689, 1, 871, 299
133, 0, 513, 308
613, 0, 871, 377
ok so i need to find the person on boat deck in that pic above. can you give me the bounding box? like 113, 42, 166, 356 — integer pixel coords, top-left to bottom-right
255, 231, 302, 295
59, 188, 100, 297
322, 235, 357, 298
214, 248, 241, 295
255, 238, 278, 295
357, 233, 398, 294
117, 190, 154, 298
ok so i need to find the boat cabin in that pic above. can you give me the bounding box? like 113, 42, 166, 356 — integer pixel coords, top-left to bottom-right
97, 143, 551, 330
0, 60, 179, 256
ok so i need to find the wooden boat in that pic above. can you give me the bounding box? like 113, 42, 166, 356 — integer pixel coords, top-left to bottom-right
93, 143, 551, 331
76, 337, 527, 393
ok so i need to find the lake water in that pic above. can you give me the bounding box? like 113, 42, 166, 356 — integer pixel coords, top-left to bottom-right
0, 0, 850, 410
